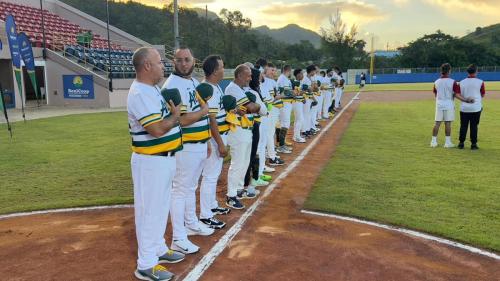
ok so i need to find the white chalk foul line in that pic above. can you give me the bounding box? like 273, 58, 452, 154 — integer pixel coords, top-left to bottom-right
300, 210, 500, 261
183, 92, 362, 281
0, 204, 133, 221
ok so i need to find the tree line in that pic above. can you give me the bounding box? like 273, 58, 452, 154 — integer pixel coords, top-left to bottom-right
61, 0, 500, 70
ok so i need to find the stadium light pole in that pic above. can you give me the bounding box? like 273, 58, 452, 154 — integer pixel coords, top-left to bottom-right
174, 0, 179, 49
106, 0, 113, 92
206, 5, 209, 57
40, 0, 47, 59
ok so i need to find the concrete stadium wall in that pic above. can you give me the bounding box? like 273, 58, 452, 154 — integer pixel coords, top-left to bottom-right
356, 72, 500, 84
45, 50, 110, 107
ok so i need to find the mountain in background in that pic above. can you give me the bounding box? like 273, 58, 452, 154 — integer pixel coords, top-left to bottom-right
254, 24, 322, 48
192, 7, 219, 20
462, 23, 500, 55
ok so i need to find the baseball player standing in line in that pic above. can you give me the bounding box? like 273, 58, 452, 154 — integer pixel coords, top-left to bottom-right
430, 63, 471, 148
225, 64, 261, 209
199, 55, 232, 230
262, 64, 286, 165
333, 66, 344, 112
323, 69, 334, 119
312, 65, 323, 124
128, 47, 185, 281
254, 68, 275, 183
292, 68, 306, 143
244, 66, 269, 188
301, 65, 317, 138
277, 65, 294, 152
162, 47, 215, 255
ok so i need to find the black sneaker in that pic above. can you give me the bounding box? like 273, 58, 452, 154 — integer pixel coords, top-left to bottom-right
458, 142, 464, 149
471, 144, 479, 150
200, 217, 226, 229
236, 189, 245, 199
269, 157, 285, 166
211, 206, 231, 215
226, 196, 245, 210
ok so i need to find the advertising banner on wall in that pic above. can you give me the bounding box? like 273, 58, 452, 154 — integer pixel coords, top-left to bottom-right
63, 75, 95, 99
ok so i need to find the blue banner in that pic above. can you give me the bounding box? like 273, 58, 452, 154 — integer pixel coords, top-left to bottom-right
17, 32, 35, 71
5, 14, 21, 68
63, 75, 95, 99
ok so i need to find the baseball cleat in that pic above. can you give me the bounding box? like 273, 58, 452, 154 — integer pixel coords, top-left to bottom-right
269, 157, 285, 166
251, 178, 269, 187
186, 222, 215, 236
158, 250, 185, 264
135, 265, 174, 281
200, 217, 226, 229
171, 239, 199, 254
260, 174, 272, 181
211, 206, 231, 215
226, 196, 245, 210
263, 165, 275, 173
240, 189, 260, 199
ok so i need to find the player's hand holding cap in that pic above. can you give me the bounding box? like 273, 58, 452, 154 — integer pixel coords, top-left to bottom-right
245, 91, 257, 103
195, 83, 214, 105
160, 88, 182, 109
222, 95, 240, 131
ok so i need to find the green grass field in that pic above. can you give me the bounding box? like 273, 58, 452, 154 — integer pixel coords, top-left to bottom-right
344, 81, 500, 93
305, 99, 500, 251
0, 112, 132, 214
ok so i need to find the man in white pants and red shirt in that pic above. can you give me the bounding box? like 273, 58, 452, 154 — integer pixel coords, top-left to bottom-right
430, 63, 470, 148
163, 47, 215, 255
199, 55, 232, 229
128, 47, 185, 281
458, 64, 485, 150
225, 64, 261, 209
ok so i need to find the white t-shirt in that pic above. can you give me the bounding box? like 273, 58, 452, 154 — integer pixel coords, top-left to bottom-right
459, 77, 485, 113
433, 76, 459, 111
127, 80, 182, 155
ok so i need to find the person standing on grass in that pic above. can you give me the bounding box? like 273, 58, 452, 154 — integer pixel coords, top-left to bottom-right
458, 64, 485, 150
430, 63, 471, 148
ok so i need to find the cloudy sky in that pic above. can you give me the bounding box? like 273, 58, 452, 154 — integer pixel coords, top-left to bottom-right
135, 0, 499, 49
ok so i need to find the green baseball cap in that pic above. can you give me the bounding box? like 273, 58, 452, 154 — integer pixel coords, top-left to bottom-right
222, 95, 237, 111
195, 83, 213, 102
245, 91, 257, 103
160, 88, 182, 106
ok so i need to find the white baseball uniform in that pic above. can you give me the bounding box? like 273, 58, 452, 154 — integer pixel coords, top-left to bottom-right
128, 80, 183, 270
261, 77, 279, 160
162, 74, 214, 241
301, 75, 313, 133
200, 82, 228, 220
277, 73, 293, 129
225, 81, 254, 197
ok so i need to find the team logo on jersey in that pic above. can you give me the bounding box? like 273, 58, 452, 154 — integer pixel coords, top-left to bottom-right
188, 90, 199, 108
72, 76, 84, 88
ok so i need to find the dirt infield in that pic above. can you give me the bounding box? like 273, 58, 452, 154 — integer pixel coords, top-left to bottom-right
0, 91, 499, 281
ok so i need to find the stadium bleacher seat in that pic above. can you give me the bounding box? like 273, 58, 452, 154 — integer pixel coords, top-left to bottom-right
0, 1, 173, 79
